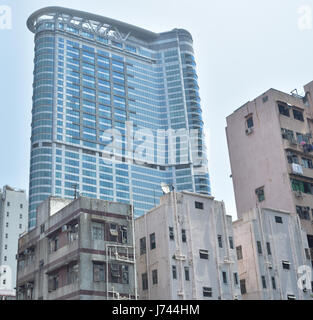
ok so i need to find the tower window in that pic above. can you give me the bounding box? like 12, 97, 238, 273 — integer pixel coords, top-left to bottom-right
195, 201, 204, 210
278, 103, 290, 117
293, 109, 304, 121
246, 116, 254, 128
255, 187, 265, 202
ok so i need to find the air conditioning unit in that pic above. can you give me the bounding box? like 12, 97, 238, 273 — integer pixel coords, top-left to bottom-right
295, 191, 303, 198
245, 128, 254, 135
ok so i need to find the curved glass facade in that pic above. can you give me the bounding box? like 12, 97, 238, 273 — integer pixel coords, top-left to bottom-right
27, 7, 211, 229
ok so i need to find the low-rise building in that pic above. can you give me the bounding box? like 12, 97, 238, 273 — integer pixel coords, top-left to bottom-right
135, 191, 242, 300
16, 196, 136, 300
233, 207, 312, 300
0, 185, 28, 299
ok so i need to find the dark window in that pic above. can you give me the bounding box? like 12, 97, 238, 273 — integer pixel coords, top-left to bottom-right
302, 158, 313, 169
40, 224, 45, 234
182, 229, 187, 243
236, 246, 243, 260
281, 128, 295, 141
291, 179, 313, 193
282, 261, 290, 270
222, 272, 228, 284
199, 250, 209, 259
246, 116, 254, 128
229, 237, 234, 249
266, 242, 272, 255
305, 248, 311, 260
296, 132, 309, 143
240, 279, 247, 294
308, 235, 313, 248
195, 201, 204, 210
257, 241, 262, 254
287, 152, 299, 164
203, 287, 212, 297
234, 273, 239, 286
272, 277, 276, 290
255, 187, 265, 202
172, 266, 177, 279
185, 267, 190, 281
140, 237, 146, 255
261, 276, 267, 289
20, 204, 23, 209
7, 202, 10, 207
169, 227, 174, 240
296, 206, 311, 220
278, 103, 290, 117
111, 264, 120, 283
150, 233, 156, 250
48, 274, 59, 292
93, 263, 105, 282
121, 226, 128, 244
152, 269, 158, 285
218, 235, 223, 248
142, 273, 148, 291
293, 109, 304, 121
275, 216, 283, 224
122, 265, 129, 284
92, 222, 104, 240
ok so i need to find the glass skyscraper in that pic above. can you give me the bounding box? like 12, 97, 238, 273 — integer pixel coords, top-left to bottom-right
27, 6, 211, 229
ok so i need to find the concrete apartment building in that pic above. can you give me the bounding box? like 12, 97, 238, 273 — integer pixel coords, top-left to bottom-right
0, 186, 28, 299
135, 191, 242, 300
226, 81, 313, 266
16, 196, 136, 300
233, 207, 312, 300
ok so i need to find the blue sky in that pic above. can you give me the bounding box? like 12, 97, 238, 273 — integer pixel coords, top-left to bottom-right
1, 0, 313, 219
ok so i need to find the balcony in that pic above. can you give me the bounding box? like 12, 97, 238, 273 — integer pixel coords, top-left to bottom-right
47, 239, 79, 271
283, 139, 304, 153
48, 282, 79, 300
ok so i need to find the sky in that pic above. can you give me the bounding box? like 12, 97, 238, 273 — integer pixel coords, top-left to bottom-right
1, 0, 313, 220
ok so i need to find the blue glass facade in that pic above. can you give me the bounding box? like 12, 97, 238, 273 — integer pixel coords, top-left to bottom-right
27, 7, 211, 229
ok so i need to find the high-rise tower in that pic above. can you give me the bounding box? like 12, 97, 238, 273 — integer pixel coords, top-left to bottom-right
27, 6, 210, 229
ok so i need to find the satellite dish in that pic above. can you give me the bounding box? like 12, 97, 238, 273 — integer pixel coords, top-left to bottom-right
161, 183, 171, 194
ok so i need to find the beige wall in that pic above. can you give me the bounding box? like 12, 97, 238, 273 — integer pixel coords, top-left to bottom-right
226, 83, 313, 239
226, 89, 295, 218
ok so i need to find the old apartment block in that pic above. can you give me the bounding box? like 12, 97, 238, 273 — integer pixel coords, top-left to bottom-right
16, 197, 136, 300
226, 81, 313, 266
135, 191, 242, 300
233, 207, 312, 300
